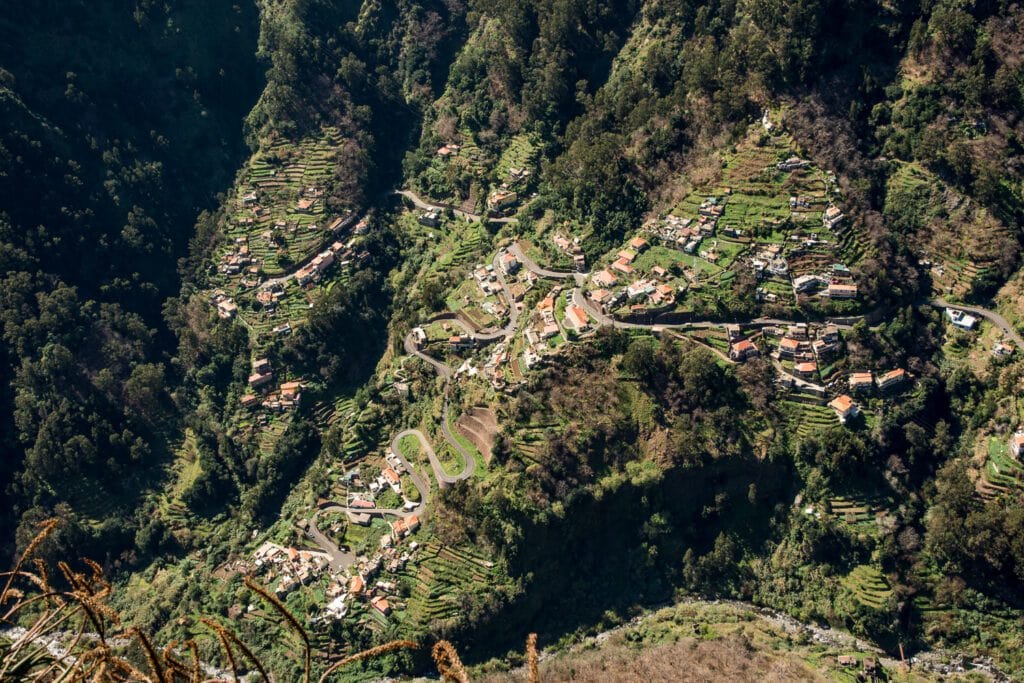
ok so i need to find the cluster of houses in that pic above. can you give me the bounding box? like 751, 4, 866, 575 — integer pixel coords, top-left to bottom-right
213, 293, 238, 320
295, 238, 354, 286
747, 243, 789, 280
220, 236, 260, 278
847, 368, 908, 394
792, 262, 859, 300
251, 541, 332, 598
552, 234, 587, 271
644, 203, 721, 255
836, 654, 881, 677
334, 539, 422, 620
587, 236, 683, 316
242, 358, 303, 411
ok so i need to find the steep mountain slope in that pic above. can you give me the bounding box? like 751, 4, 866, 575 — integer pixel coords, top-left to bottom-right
2, 0, 1024, 681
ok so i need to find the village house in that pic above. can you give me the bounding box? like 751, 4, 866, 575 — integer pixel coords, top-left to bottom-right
994, 341, 1015, 357
626, 279, 656, 301
848, 372, 874, 392
822, 205, 844, 230
828, 394, 859, 423
812, 338, 837, 359
946, 308, 978, 331
1003, 429, 1024, 459
617, 248, 638, 264
487, 188, 518, 212
500, 251, 520, 275
448, 335, 476, 349
793, 274, 825, 294
382, 467, 401, 493
241, 393, 260, 409
730, 339, 759, 362
629, 236, 649, 252
787, 323, 810, 340
370, 595, 391, 616
828, 282, 858, 299
777, 156, 810, 171
778, 337, 802, 359
611, 258, 634, 275
794, 361, 818, 378
249, 362, 274, 390
652, 284, 675, 306
418, 207, 441, 227
590, 288, 615, 311
724, 324, 743, 342
564, 305, 590, 334
876, 368, 906, 390
216, 298, 238, 319
820, 324, 840, 344
651, 265, 669, 280
296, 197, 315, 213
280, 381, 302, 406
593, 269, 618, 288
391, 515, 420, 540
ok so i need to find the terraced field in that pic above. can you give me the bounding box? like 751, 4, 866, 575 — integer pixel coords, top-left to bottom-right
781, 400, 835, 439
222, 128, 351, 277
826, 494, 892, 532
978, 436, 1024, 500
841, 565, 893, 610
399, 542, 499, 626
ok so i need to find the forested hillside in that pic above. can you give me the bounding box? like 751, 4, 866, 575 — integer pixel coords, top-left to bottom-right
2, 0, 1024, 681
0, 0, 263, 562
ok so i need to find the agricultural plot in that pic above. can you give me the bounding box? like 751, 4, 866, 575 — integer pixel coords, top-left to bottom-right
647, 124, 869, 316
495, 133, 539, 182
222, 128, 351, 277
826, 494, 892, 533
841, 565, 893, 610
978, 437, 1024, 499
781, 400, 835, 439
398, 542, 500, 627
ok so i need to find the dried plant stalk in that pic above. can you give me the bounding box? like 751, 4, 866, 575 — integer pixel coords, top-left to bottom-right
317, 640, 418, 682
526, 633, 538, 683
1, 518, 58, 608
432, 640, 469, 683
245, 575, 310, 683
131, 627, 167, 683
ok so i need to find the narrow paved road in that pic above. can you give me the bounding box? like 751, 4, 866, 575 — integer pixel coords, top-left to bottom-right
393, 189, 519, 224
928, 298, 1023, 348
261, 212, 361, 288
305, 434, 429, 569
404, 331, 453, 379
394, 426, 474, 487
509, 241, 588, 286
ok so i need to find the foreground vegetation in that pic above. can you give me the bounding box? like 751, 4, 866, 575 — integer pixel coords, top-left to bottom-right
2, 0, 1024, 679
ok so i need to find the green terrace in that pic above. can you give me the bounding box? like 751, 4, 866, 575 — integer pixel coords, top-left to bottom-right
979, 436, 1024, 499
841, 565, 893, 610
396, 542, 503, 628
221, 127, 352, 278
826, 494, 893, 533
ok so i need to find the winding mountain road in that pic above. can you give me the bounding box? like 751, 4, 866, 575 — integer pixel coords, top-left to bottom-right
393, 189, 519, 224
927, 298, 1023, 348
305, 431, 429, 570
394, 427, 474, 487
508, 242, 588, 286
